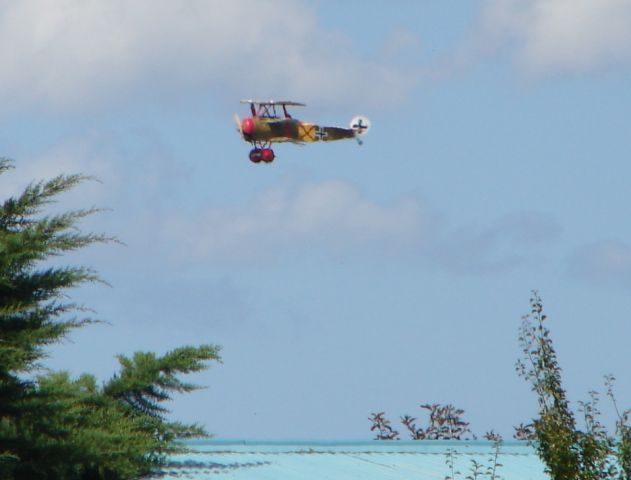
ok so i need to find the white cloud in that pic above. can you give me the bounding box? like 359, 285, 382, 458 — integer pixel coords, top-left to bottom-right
0, 135, 118, 203
481, 0, 631, 74
161, 177, 563, 272
162, 179, 428, 265
568, 241, 631, 286
0, 0, 416, 113
430, 212, 561, 274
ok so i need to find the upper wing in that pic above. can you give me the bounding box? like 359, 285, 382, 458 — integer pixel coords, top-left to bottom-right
240, 99, 306, 107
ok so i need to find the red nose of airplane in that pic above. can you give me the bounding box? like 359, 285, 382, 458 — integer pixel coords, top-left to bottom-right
241, 117, 255, 136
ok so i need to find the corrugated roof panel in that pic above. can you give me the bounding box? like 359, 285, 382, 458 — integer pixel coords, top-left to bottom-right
152, 440, 548, 479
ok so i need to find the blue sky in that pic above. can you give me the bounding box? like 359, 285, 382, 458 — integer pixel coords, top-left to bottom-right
1, 0, 631, 439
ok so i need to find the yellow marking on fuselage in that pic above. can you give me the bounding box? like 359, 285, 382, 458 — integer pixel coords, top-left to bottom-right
298, 123, 318, 142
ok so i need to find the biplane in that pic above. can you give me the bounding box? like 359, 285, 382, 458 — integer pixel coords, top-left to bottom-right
234, 100, 370, 163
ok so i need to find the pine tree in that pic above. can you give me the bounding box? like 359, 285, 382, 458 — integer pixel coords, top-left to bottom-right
0, 158, 221, 479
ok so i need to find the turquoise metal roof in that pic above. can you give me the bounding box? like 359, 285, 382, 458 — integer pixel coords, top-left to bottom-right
154, 440, 548, 479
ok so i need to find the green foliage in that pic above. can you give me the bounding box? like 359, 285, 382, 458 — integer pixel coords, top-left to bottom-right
370, 407, 502, 480
368, 412, 400, 440
0, 159, 222, 479
607, 376, 631, 479
444, 433, 503, 480
105, 346, 219, 418
518, 291, 630, 480
370, 403, 473, 441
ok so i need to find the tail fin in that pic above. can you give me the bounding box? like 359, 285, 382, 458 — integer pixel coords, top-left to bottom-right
350, 116, 371, 145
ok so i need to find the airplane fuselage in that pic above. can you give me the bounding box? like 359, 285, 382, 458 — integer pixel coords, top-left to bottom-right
241, 116, 355, 144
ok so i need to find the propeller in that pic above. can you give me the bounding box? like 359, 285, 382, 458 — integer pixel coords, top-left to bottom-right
233, 113, 242, 136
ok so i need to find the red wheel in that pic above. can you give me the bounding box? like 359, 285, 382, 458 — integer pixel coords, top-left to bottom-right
249, 148, 262, 163
261, 148, 275, 163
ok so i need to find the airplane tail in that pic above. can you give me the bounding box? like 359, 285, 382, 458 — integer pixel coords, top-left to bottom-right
350, 116, 371, 145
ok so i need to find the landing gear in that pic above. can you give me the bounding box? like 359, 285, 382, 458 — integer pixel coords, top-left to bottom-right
249, 148, 262, 163
261, 148, 275, 163
249, 147, 275, 163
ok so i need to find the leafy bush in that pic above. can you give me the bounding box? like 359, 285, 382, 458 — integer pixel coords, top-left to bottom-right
517, 291, 630, 480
